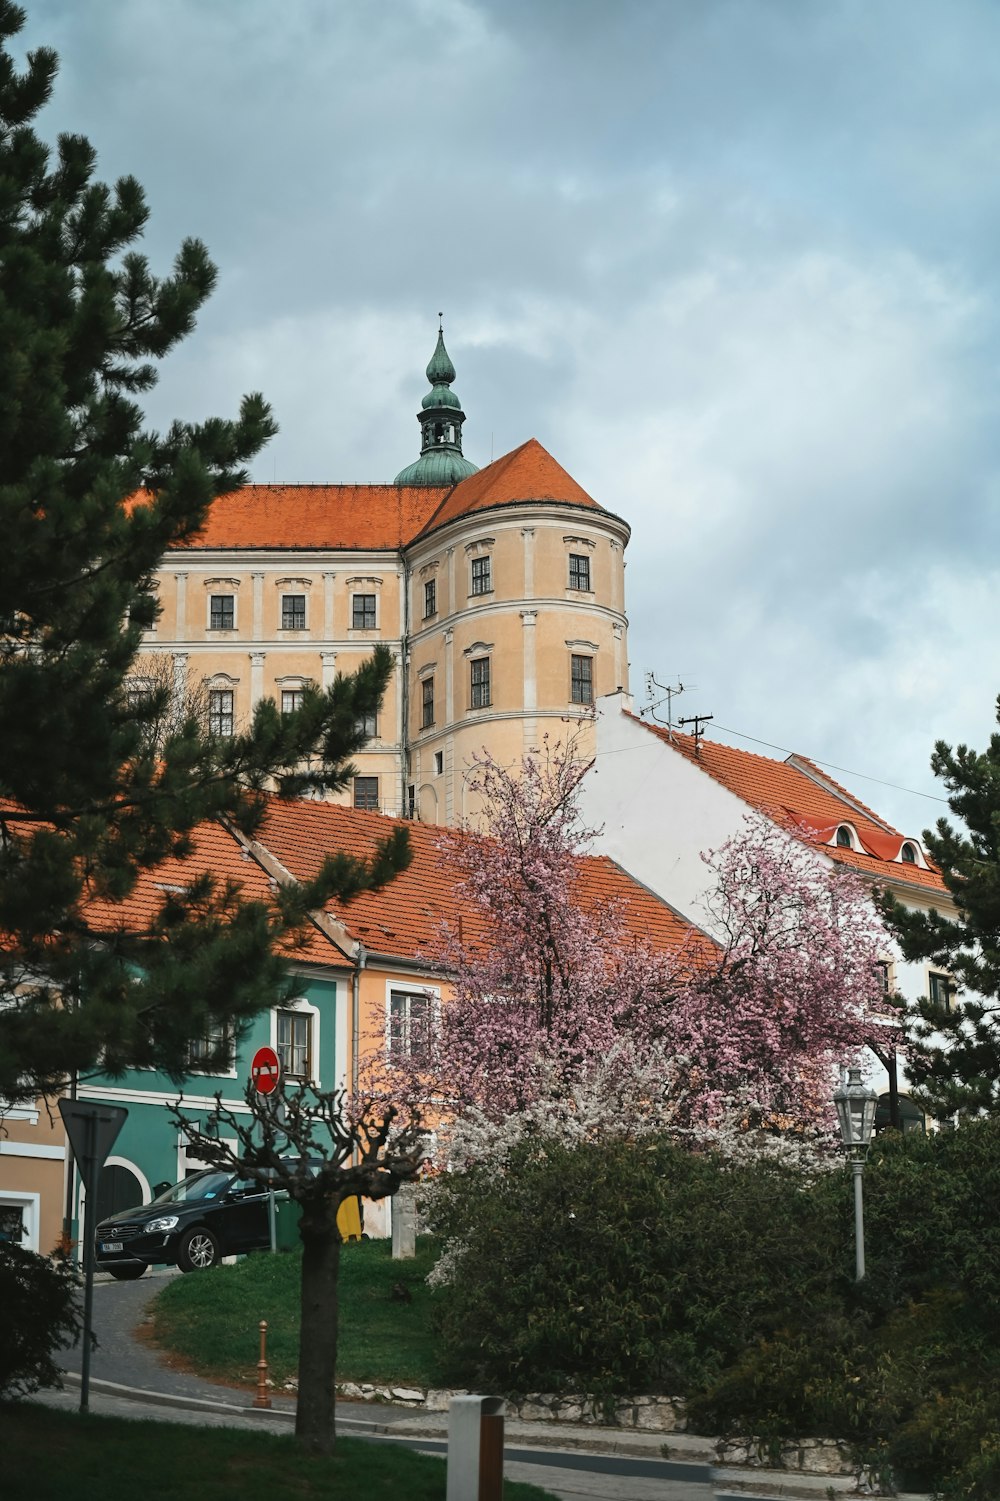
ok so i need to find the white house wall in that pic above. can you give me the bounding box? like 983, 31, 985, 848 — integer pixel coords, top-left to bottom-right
582, 692, 944, 1099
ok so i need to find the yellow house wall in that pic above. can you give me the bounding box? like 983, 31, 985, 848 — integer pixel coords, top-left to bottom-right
150, 496, 629, 829
0, 1099, 67, 1253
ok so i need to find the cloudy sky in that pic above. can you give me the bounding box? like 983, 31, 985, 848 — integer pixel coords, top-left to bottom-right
19, 0, 1000, 836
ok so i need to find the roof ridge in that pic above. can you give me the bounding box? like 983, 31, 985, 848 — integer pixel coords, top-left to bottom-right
784, 753, 897, 834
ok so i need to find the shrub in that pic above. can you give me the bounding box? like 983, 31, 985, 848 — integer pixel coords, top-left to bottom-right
0, 1243, 82, 1398
426, 1134, 841, 1398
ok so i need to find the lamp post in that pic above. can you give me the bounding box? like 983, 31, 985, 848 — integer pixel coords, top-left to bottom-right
833, 1067, 878, 1281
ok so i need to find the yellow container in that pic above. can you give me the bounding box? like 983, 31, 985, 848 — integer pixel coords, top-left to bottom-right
337, 1195, 362, 1242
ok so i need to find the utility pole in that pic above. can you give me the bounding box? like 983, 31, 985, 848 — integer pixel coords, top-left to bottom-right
677, 713, 714, 754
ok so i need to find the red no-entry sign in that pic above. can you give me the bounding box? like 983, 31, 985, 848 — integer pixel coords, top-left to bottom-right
251, 1045, 282, 1095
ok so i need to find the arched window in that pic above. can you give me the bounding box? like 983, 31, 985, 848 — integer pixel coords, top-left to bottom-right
900, 842, 917, 864
835, 825, 853, 848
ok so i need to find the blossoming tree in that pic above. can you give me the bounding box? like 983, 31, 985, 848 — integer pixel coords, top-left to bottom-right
406, 743, 894, 1160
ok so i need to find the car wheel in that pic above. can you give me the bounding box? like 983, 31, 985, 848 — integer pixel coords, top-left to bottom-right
177, 1226, 222, 1272
107, 1264, 147, 1281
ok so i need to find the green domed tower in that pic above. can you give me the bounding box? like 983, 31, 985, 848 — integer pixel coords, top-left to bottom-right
394, 321, 479, 485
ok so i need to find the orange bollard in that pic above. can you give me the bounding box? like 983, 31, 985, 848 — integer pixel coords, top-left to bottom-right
253, 1319, 272, 1409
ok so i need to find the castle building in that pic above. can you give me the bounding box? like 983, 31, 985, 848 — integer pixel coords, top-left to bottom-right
147, 328, 630, 825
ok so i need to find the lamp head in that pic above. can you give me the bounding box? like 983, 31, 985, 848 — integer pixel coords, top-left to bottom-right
833, 1067, 878, 1155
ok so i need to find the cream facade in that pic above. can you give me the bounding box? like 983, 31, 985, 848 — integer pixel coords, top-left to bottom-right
145, 333, 630, 826
406, 502, 629, 826
151, 547, 409, 810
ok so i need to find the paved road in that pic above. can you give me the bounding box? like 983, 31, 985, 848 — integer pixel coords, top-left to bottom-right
51, 1269, 715, 1500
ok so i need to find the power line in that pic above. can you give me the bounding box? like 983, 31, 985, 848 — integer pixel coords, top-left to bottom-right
596, 715, 949, 807
709, 721, 949, 806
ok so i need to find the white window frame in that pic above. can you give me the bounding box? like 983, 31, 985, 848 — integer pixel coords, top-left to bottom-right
385, 983, 440, 1066
280, 593, 308, 632
0, 1190, 40, 1252
270, 997, 321, 1086
351, 592, 378, 631
187, 1019, 238, 1078
207, 592, 237, 632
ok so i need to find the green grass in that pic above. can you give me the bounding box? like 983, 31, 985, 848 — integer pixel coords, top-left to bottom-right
152, 1236, 448, 1390
3, 1404, 558, 1500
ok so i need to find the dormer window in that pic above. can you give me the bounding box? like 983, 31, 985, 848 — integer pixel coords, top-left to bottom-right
835, 825, 854, 849
900, 842, 917, 864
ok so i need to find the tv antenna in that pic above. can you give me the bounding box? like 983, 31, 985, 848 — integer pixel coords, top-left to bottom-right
642, 672, 691, 733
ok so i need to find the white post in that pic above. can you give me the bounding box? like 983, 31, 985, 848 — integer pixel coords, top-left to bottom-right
447, 1395, 505, 1501
391, 1182, 416, 1260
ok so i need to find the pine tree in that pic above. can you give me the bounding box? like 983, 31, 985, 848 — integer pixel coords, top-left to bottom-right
879, 700, 1000, 1116
0, 2, 409, 1103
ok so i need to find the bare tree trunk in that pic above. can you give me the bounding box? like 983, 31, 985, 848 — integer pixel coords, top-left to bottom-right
294, 1201, 342, 1453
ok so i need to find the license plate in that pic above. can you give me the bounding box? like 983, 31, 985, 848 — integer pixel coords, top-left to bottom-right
101, 1241, 123, 1253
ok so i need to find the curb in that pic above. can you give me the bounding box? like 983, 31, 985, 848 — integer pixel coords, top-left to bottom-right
58, 1371, 384, 1434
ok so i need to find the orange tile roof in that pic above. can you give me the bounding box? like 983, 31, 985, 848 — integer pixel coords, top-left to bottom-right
177, 483, 450, 552
84, 819, 337, 964
252, 797, 709, 966
629, 715, 948, 896
151, 439, 617, 556
6, 787, 704, 968
416, 438, 615, 538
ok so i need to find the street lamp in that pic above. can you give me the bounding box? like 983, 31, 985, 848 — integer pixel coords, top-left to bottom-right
833, 1067, 879, 1281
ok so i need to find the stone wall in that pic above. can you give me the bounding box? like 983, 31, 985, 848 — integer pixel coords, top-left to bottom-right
332, 1380, 863, 1478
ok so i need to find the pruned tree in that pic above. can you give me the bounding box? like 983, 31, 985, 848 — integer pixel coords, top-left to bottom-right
0, 1, 410, 1103
171, 1082, 426, 1455
879, 699, 1000, 1116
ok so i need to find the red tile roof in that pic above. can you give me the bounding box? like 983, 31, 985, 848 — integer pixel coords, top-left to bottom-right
83, 819, 337, 964
629, 714, 947, 896
7, 787, 704, 970
176, 484, 450, 552
147, 439, 615, 555
416, 438, 612, 538
252, 797, 709, 966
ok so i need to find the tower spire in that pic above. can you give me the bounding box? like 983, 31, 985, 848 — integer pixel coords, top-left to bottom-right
394, 320, 479, 486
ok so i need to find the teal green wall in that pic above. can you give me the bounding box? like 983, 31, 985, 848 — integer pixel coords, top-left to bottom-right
78, 972, 340, 1229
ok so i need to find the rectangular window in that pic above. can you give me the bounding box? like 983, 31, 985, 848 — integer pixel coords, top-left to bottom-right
352, 594, 377, 630
568, 554, 591, 591
424, 579, 437, 618
471, 556, 492, 596
188, 1021, 233, 1071
470, 657, 491, 709
388, 990, 433, 1064
355, 711, 378, 739
276, 1010, 311, 1079
281, 594, 306, 630
209, 594, 235, 631
353, 775, 379, 810
928, 971, 956, 1012
571, 654, 594, 705
421, 677, 435, 729
434, 751, 443, 775
208, 689, 234, 737
281, 689, 304, 715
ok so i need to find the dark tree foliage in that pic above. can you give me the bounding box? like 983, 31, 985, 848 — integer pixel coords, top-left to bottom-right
0, 1241, 82, 1397
0, 2, 409, 1101
878, 696, 1000, 1116
172, 1083, 426, 1454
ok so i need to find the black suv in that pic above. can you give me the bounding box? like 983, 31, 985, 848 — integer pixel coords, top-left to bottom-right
94, 1169, 273, 1279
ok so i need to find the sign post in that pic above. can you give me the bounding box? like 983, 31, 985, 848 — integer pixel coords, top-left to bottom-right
58, 1099, 128, 1414
250, 1047, 282, 1249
